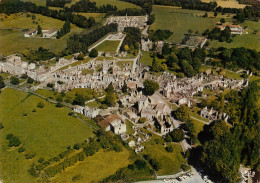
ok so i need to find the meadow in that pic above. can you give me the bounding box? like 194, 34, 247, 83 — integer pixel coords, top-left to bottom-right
0, 13, 83, 56
91, 0, 141, 10
142, 136, 186, 176
95, 40, 121, 53
201, 0, 246, 8
0, 88, 95, 183
78, 13, 106, 23
150, 6, 228, 43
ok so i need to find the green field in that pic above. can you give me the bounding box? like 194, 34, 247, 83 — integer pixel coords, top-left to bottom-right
21, 0, 46, 6
0, 13, 83, 56
91, 0, 141, 10
95, 40, 121, 53
0, 88, 95, 183
201, 0, 246, 8
209, 21, 260, 51
78, 13, 106, 23
52, 149, 130, 183
150, 6, 226, 43
142, 136, 186, 175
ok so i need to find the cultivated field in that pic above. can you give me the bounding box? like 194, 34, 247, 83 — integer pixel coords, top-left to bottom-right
0, 88, 95, 183
150, 6, 230, 43
91, 0, 141, 10
201, 0, 247, 8
95, 40, 121, 53
0, 13, 83, 56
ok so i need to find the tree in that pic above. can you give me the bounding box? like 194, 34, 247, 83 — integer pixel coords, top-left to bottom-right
139, 117, 147, 123
10, 76, 19, 85
214, 11, 218, 17
220, 18, 225, 23
37, 102, 45, 108
89, 48, 98, 57
27, 77, 34, 84
134, 159, 146, 170
174, 105, 190, 122
103, 94, 117, 107
37, 25, 42, 35
169, 129, 184, 142
165, 145, 174, 152
0, 75, 5, 89
143, 80, 159, 96
121, 82, 128, 93
73, 94, 85, 106
105, 83, 115, 94
77, 52, 84, 60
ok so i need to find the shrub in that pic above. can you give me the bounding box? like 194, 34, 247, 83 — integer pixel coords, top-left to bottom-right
10, 76, 19, 85
18, 147, 25, 153
149, 158, 161, 171
38, 157, 45, 163
181, 164, 190, 171
73, 144, 80, 150
0, 122, 4, 129
47, 83, 54, 88
6, 134, 14, 140
21, 74, 28, 79
77, 52, 84, 60
37, 102, 44, 108
27, 77, 34, 84
8, 136, 21, 147
55, 102, 63, 108
170, 129, 185, 142
25, 153, 35, 159
134, 159, 146, 170
32, 109, 36, 112
165, 145, 174, 152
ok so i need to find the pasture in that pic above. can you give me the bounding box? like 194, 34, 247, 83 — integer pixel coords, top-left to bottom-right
0, 88, 95, 183
150, 6, 230, 43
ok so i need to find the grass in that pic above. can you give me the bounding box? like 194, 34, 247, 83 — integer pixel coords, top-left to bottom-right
209, 20, 260, 51
59, 57, 91, 70
142, 136, 186, 175
95, 40, 121, 53
21, 0, 46, 6
139, 51, 166, 67
150, 6, 226, 43
78, 13, 106, 23
86, 100, 101, 108
0, 13, 83, 56
190, 112, 209, 123
125, 119, 135, 135
191, 118, 206, 135
116, 61, 133, 69
0, 88, 95, 183
91, 0, 141, 10
82, 69, 94, 75
52, 148, 131, 183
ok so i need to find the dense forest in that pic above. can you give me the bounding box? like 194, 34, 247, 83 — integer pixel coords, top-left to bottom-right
46, 0, 71, 7
188, 81, 259, 183
66, 23, 118, 54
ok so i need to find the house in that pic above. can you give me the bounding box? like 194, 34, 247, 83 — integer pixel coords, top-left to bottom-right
42, 29, 58, 38
24, 29, 37, 37
97, 114, 127, 134
128, 140, 136, 147
217, 23, 244, 35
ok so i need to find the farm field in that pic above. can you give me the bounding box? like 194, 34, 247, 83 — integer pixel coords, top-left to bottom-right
142, 136, 186, 176
51, 148, 131, 183
91, 0, 141, 10
0, 88, 95, 183
95, 40, 121, 53
150, 6, 230, 43
201, 0, 246, 8
0, 13, 83, 56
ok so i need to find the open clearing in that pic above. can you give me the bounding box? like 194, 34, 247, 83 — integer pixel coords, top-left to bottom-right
0, 88, 95, 183
78, 13, 106, 23
95, 40, 121, 53
52, 149, 130, 183
0, 13, 83, 55
91, 0, 141, 10
150, 6, 231, 43
201, 0, 246, 8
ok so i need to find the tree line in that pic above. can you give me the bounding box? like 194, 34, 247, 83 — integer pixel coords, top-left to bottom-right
46, 0, 71, 8
66, 23, 118, 54
57, 20, 70, 39
0, 0, 96, 29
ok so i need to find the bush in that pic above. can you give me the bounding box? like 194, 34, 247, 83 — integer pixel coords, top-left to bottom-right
149, 158, 161, 171
73, 144, 80, 150
8, 136, 21, 147
6, 134, 14, 140
134, 159, 146, 170
89, 48, 98, 58
181, 164, 190, 171
32, 109, 36, 112
18, 147, 25, 153
27, 77, 34, 84
37, 102, 45, 108
21, 74, 28, 79
77, 52, 84, 60
0, 122, 4, 129
38, 157, 45, 163
143, 79, 159, 96
47, 83, 54, 88
165, 145, 174, 152
10, 76, 19, 85
55, 102, 63, 108
25, 153, 35, 159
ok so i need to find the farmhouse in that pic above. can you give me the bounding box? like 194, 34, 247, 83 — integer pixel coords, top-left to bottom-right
42, 29, 58, 38
98, 115, 127, 134
24, 29, 37, 37
217, 23, 244, 35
